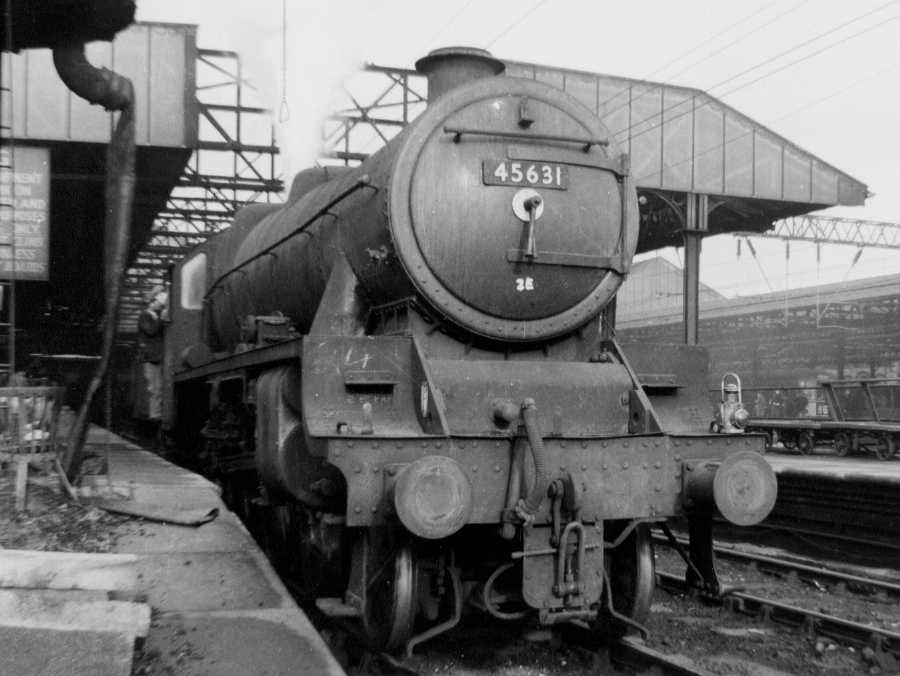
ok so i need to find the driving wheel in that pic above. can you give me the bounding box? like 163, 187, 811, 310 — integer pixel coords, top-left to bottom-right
357, 529, 417, 652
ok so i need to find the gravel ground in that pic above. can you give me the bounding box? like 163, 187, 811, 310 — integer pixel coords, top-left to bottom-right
0, 460, 126, 552
646, 546, 900, 675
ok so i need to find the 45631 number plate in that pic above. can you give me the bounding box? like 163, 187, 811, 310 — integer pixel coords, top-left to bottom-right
482, 160, 568, 190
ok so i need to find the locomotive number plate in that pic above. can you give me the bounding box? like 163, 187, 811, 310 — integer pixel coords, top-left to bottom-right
482, 160, 568, 190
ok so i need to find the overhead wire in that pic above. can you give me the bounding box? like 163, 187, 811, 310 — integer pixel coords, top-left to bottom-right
484, 0, 549, 49
596, 1, 788, 112
631, 57, 900, 184
609, 0, 900, 144
279, 0, 290, 122
639, 1, 779, 82
415, 0, 476, 56
645, 0, 809, 89
704, 0, 899, 96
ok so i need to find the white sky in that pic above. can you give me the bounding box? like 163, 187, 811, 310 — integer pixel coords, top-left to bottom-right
136, 0, 900, 297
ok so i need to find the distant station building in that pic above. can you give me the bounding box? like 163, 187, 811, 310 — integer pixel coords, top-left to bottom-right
618, 263, 900, 384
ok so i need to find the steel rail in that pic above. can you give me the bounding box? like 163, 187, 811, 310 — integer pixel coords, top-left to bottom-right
610, 636, 714, 675
657, 572, 900, 656
652, 534, 900, 595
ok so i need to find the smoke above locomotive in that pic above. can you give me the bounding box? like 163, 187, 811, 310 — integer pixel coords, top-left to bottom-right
206, 47, 639, 349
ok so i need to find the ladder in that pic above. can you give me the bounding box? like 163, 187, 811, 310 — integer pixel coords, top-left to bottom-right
0, 0, 16, 383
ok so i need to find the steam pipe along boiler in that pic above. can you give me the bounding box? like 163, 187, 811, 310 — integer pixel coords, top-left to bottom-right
159, 48, 777, 653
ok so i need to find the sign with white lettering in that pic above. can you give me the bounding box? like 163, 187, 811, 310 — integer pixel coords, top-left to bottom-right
0, 146, 50, 281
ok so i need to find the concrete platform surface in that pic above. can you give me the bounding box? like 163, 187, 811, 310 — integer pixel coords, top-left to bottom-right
0, 626, 135, 676
85, 429, 345, 676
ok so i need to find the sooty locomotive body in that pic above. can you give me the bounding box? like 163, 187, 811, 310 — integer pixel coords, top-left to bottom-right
156, 48, 777, 652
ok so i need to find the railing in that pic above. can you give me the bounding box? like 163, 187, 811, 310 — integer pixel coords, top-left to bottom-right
0, 386, 65, 456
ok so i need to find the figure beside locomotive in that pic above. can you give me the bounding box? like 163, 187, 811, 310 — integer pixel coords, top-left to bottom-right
150, 48, 777, 652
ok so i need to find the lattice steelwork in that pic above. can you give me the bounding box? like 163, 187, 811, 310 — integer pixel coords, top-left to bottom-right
118, 48, 283, 334
736, 215, 900, 250
321, 64, 426, 165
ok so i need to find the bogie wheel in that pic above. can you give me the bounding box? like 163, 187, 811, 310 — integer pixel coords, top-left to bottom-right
596, 522, 655, 637
797, 431, 815, 455
834, 432, 851, 457
875, 433, 896, 461
782, 435, 797, 451
357, 529, 417, 652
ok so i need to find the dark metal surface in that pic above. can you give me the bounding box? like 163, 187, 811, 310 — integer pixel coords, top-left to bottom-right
1, 0, 133, 51
384, 75, 638, 341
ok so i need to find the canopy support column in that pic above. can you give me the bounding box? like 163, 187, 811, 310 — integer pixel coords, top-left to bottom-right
682, 193, 708, 345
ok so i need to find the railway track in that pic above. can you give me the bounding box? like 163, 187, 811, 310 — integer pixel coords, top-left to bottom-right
609, 636, 718, 675
653, 532, 900, 595
656, 572, 900, 658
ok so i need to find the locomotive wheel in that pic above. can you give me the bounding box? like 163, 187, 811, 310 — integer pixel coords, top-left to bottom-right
834, 432, 851, 457
796, 431, 815, 455
358, 529, 417, 652
597, 522, 655, 636
875, 434, 896, 461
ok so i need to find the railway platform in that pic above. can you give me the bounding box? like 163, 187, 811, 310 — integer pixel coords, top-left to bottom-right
1, 427, 344, 676
762, 451, 900, 539
765, 453, 900, 483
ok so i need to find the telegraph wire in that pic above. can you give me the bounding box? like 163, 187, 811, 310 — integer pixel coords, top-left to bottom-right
631, 57, 900, 184
415, 0, 476, 56
702, 0, 900, 98
598, 0, 811, 116
606, 0, 900, 140
485, 0, 549, 49
712, 11, 900, 101
646, 0, 806, 85
620, 8, 900, 151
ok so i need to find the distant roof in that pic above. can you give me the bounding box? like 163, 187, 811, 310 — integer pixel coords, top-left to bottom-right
506, 60, 869, 251
619, 270, 900, 329
617, 257, 724, 323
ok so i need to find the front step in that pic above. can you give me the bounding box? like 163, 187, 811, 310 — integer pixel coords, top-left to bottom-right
315, 597, 361, 618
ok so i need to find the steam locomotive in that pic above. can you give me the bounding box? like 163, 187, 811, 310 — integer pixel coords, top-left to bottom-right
155, 47, 777, 653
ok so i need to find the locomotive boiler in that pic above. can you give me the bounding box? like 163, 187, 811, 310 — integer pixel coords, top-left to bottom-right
160, 47, 777, 653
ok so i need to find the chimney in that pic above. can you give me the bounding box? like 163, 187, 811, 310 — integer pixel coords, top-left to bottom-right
415, 47, 505, 103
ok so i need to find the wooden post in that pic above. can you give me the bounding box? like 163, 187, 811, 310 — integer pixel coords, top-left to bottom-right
14, 456, 27, 511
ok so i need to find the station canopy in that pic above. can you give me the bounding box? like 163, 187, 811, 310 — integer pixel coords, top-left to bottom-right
329, 58, 868, 255
504, 60, 868, 252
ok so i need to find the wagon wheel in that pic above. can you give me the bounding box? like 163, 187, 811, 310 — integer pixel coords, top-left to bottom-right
796, 431, 815, 456
833, 432, 851, 457
781, 433, 797, 451
875, 433, 896, 461
357, 529, 417, 652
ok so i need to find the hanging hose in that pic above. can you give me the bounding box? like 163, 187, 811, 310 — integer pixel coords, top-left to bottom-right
515, 398, 548, 524
53, 44, 135, 479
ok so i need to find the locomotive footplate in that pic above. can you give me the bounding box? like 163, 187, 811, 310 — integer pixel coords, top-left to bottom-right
326, 433, 769, 529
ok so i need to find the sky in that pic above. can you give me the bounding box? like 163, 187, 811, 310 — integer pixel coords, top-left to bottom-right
136, 0, 900, 297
